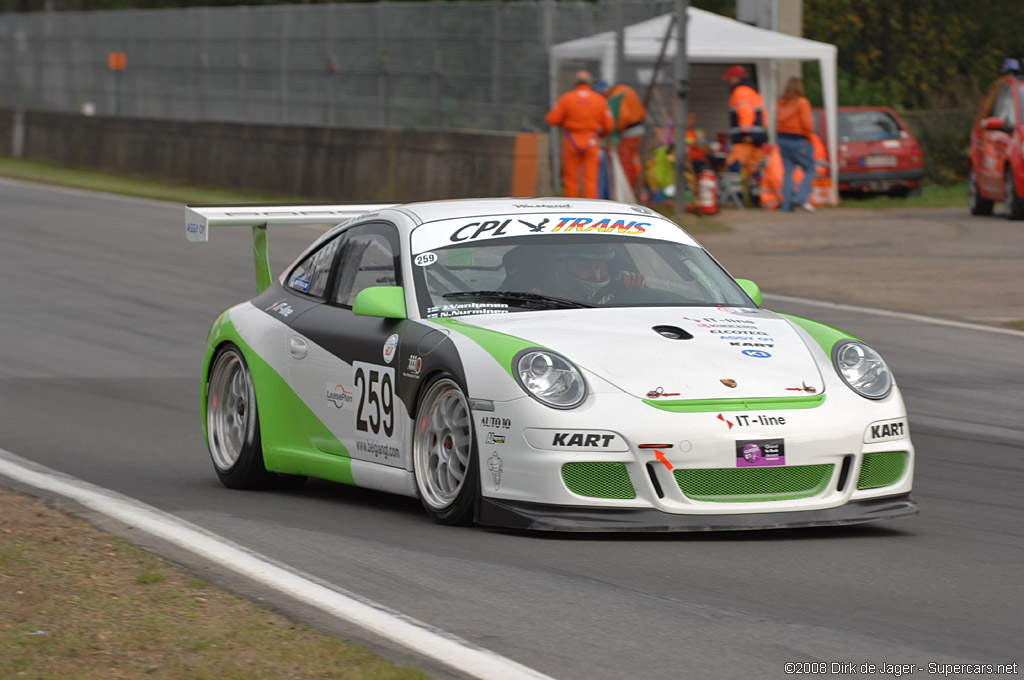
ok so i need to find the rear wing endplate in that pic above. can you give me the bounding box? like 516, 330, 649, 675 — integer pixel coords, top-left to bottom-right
185, 204, 397, 293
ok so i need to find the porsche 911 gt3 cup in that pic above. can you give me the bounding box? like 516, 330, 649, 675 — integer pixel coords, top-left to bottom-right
186, 198, 917, 531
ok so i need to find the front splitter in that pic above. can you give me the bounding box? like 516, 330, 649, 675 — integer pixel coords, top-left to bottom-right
477, 494, 918, 532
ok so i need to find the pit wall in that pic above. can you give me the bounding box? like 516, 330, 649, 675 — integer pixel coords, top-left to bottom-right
0, 109, 552, 202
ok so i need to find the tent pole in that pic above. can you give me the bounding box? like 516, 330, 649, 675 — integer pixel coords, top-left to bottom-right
672, 0, 689, 214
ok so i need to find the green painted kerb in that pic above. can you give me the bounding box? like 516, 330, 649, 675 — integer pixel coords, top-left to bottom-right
428, 317, 539, 377
778, 313, 858, 355
204, 315, 354, 485
644, 394, 826, 412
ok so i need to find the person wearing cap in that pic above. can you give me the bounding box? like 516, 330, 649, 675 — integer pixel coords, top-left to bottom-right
722, 64, 768, 204
546, 70, 614, 198
594, 80, 648, 193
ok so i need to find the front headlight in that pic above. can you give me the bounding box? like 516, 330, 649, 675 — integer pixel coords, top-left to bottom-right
514, 349, 586, 409
832, 340, 892, 399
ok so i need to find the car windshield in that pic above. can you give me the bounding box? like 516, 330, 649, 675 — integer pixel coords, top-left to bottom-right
836, 111, 903, 142
410, 234, 752, 318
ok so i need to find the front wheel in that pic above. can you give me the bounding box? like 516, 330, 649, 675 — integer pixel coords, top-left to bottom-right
1005, 169, 1024, 220
969, 165, 993, 215
206, 344, 281, 489
412, 376, 479, 525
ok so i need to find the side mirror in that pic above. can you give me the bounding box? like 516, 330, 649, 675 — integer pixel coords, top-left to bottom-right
353, 286, 407, 319
735, 278, 762, 307
982, 116, 1006, 131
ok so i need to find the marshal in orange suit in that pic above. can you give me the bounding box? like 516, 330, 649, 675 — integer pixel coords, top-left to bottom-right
546, 70, 614, 198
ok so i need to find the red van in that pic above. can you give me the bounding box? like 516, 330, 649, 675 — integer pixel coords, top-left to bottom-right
813, 106, 925, 196
968, 59, 1024, 219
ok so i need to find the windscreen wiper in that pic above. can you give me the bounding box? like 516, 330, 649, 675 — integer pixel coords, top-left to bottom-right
441, 290, 594, 309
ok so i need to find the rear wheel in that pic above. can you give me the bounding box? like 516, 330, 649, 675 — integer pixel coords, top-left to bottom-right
969, 165, 993, 215
206, 344, 281, 489
1005, 168, 1024, 220
412, 376, 479, 525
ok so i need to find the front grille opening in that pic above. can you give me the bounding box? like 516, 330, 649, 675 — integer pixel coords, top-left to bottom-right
646, 462, 665, 498
674, 464, 834, 503
561, 462, 636, 499
857, 451, 908, 490
836, 455, 853, 492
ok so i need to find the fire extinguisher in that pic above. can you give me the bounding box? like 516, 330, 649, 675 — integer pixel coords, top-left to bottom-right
697, 169, 718, 215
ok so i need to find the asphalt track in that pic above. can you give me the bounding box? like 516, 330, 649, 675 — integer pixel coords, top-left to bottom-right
1, 179, 1022, 679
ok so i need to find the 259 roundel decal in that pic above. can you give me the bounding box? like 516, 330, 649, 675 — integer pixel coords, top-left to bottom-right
353, 362, 395, 438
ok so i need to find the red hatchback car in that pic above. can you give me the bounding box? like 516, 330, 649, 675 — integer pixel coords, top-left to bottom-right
968, 59, 1024, 219
814, 106, 926, 196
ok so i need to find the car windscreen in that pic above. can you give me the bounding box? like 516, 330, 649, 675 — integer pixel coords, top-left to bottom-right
410, 234, 752, 318
837, 111, 903, 142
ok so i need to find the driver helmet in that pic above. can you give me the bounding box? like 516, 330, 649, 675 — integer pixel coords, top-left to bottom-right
551, 244, 616, 298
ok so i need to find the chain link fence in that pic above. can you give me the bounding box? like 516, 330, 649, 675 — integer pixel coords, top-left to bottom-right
0, 0, 674, 132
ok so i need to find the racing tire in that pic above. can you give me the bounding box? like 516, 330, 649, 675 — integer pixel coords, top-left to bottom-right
412, 375, 479, 525
968, 166, 993, 216
206, 344, 296, 490
1005, 169, 1024, 220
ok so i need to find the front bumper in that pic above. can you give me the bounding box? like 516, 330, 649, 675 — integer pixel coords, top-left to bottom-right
479, 493, 919, 532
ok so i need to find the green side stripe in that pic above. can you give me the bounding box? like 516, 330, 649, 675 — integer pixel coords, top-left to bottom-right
643, 394, 826, 412
428, 317, 538, 377
778, 313, 858, 354
206, 315, 354, 485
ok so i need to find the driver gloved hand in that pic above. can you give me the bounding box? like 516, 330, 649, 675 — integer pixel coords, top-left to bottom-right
614, 272, 646, 289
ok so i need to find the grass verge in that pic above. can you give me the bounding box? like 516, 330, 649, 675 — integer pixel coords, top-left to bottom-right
835, 182, 967, 209
0, 486, 429, 680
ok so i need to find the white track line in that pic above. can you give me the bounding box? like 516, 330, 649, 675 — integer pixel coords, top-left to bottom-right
765, 293, 1024, 338
0, 449, 557, 680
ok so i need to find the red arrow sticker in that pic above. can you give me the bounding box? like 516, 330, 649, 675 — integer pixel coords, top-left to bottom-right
654, 450, 674, 471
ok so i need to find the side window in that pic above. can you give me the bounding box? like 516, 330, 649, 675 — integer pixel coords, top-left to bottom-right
334, 225, 400, 307
287, 235, 342, 298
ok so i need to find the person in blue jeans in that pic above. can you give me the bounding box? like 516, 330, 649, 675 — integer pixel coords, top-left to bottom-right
775, 77, 816, 212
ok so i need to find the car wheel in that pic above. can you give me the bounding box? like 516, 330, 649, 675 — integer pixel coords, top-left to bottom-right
206, 344, 282, 489
969, 165, 993, 215
412, 375, 479, 525
1005, 169, 1024, 220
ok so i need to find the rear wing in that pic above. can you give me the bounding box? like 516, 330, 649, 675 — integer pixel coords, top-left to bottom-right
185, 204, 397, 293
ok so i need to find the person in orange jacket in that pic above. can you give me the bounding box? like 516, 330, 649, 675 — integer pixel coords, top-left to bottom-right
775, 76, 817, 212
594, 80, 647, 191
546, 70, 614, 198
722, 65, 768, 204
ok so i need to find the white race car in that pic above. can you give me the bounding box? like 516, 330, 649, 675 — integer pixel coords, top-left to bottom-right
186, 198, 917, 531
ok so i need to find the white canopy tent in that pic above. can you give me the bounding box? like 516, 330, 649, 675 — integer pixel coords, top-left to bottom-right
549, 8, 839, 204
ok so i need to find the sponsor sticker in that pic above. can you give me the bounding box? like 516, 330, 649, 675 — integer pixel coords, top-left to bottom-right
487, 452, 503, 490
326, 383, 353, 408
716, 413, 787, 430
403, 354, 422, 379
382, 334, 399, 364
741, 349, 772, 358
736, 439, 785, 467
523, 428, 628, 452
265, 299, 294, 318
864, 418, 908, 443
290, 276, 311, 292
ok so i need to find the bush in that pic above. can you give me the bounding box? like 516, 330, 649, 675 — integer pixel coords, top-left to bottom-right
900, 107, 975, 186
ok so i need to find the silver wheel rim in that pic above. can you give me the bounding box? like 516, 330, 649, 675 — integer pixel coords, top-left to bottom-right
413, 379, 472, 510
207, 350, 256, 471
